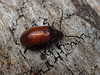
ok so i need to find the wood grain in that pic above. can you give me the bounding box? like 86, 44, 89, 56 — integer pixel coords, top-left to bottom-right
0, 0, 100, 75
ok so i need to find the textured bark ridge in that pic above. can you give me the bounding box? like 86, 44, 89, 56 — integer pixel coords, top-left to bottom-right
0, 0, 100, 75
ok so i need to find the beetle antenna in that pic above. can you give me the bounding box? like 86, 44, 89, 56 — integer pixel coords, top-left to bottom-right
59, 8, 63, 31
64, 35, 77, 37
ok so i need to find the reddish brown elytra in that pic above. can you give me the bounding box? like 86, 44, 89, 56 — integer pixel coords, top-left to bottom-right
20, 26, 63, 48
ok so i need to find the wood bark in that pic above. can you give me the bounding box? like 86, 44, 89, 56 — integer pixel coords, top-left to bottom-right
0, 0, 100, 75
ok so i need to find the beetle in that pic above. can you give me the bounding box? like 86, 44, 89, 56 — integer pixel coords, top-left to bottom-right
20, 26, 63, 52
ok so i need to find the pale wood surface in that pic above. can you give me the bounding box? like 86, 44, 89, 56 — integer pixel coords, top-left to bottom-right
0, 0, 100, 75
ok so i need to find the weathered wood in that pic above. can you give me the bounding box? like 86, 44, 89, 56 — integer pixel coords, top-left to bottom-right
0, 0, 100, 75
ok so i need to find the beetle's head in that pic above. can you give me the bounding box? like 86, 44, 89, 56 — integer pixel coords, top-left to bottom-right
53, 29, 63, 40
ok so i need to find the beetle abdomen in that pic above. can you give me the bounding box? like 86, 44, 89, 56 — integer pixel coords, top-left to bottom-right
20, 26, 52, 48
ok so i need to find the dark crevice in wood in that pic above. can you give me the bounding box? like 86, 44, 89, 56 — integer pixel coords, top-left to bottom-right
65, 13, 76, 19
65, 33, 90, 48
9, 27, 19, 45
54, 53, 63, 63
43, 18, 50, 26
66, 66, 74, 75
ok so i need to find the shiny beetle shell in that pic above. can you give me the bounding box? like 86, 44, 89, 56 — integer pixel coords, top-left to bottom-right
20, 26, 63, 48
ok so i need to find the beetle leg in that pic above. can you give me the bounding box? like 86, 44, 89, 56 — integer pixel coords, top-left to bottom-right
24, 48, 28, 54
